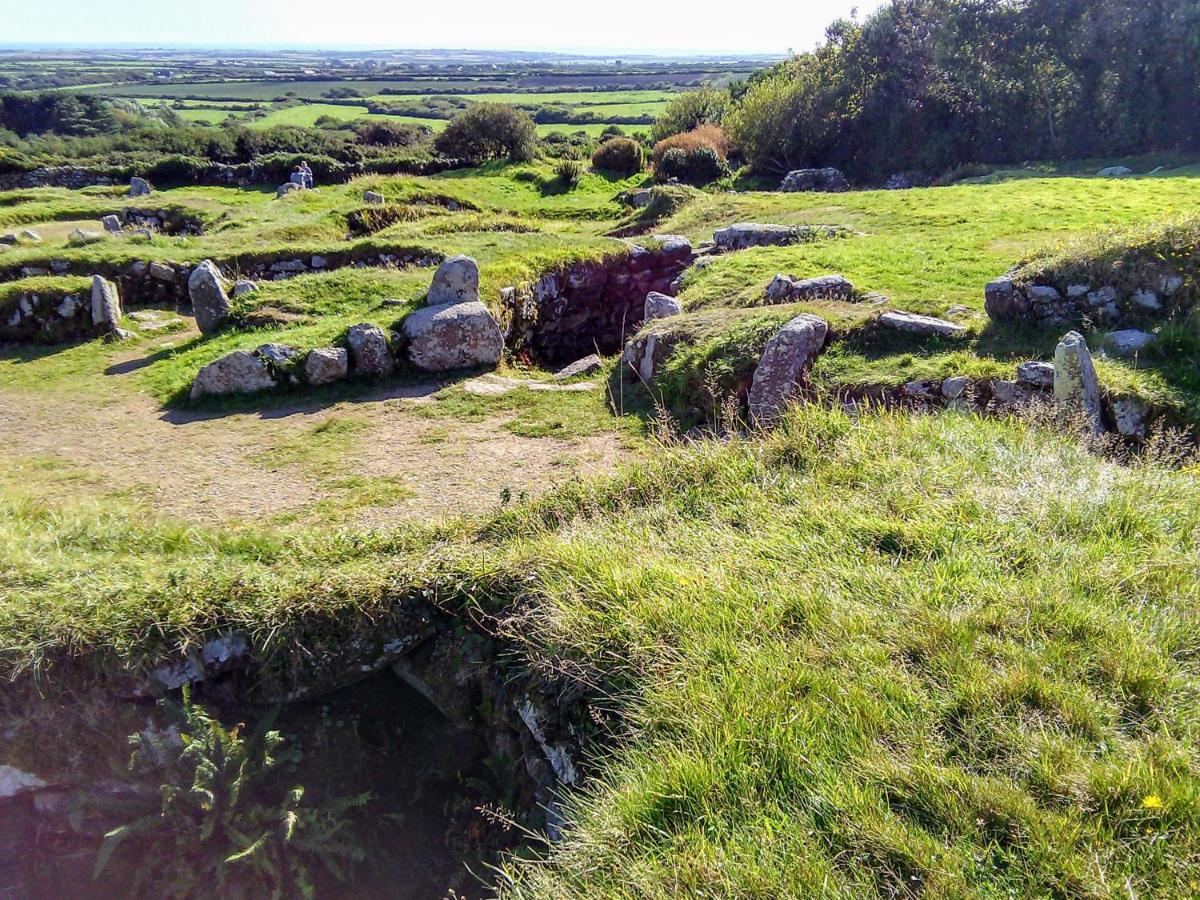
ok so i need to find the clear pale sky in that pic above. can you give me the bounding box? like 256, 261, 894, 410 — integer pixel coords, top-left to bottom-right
2, 0, 887, 55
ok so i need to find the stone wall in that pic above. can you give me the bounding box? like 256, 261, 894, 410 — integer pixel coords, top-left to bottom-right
0, 286, 96, 343
985, 269, 1189, 329
502, 238, 694, 364
2, 248, 439, 320
121, 207, 204, 236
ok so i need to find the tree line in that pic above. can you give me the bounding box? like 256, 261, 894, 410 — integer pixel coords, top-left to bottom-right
713, 0, 1200, 180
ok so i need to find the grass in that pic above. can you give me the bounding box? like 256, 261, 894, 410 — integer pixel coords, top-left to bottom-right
2, 405, 1198, 895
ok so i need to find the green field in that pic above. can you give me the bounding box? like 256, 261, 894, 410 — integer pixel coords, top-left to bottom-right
2, 158, 1199, 897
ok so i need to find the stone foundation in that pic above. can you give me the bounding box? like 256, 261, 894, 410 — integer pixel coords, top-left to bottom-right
0, 287, 96, 343
502, 239, 693, 365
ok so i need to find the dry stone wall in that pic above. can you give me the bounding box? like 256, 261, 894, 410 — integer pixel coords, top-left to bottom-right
502, 239, 694, 365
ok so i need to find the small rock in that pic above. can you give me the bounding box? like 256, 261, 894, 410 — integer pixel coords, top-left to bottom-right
277, 182, 301, 198
554, 354, 604, 379
1067, 284, 1090, 298
1054, 331, 1104, 433
945, 305, 972, 318
304, 347, 349, 385
20, 229, 41, 242
1086, 286, 1118, 308
984, 276, 1028, 320
1101, 329, 1156, 358
748, 314, 829, 423
626, 188, 653, 208
878, 311, 966, 337
310, 255, 327, 269
780, 167, 849, 193
1027, 284, 1063, 303
149, 261, 176, 282
1111, 397, 1148, 438
1158, 273, 1184, 296
232, 279, 257, 298
427, 255, 480, 306
941, 376, 969, 400
991, 379, 1018, 404
103, 327, 135, 343
1016, 361, 1055, 389
363, 190, 385, 205
129, 176, 152, 197
190, 350, 276, 399
345, 323, 394, 378
644, 291, 682, 321
1131, 289, 1161, 311
188, 260, 231, 334
0, 233, 16, 246
1097, 166, 1132, 177
101, 214, 122, 233
403, 301, 503, 372
68, 228, 103, 246
255, 343, 301, 369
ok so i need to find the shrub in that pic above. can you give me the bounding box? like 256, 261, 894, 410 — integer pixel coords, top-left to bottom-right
651, 125, 731, 185
144, 154, 210, 184
600, 124, 626, 138
434, 103, 537, 164
591, 137, 644, 175
650, 87, 731, 142
554, 159, 584, 186
252, 152, 348, 184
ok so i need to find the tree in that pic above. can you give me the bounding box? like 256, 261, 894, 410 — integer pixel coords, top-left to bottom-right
651, 87, 731, 143
434, 103, 537, 164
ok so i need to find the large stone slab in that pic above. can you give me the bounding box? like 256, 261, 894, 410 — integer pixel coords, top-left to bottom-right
765, 274, 854, 304
129, 176, 152, 197
187, 259, 231, 334
780, 167, 849, 193
713, 223, 805, 252
403, 300, 503, 372
1053, 330, 1103, 433
427, 255, 480, 306
190, 350, 276, 399
748, 313, 829, 423
878, 311, 966, 337
90, 275, 122, 334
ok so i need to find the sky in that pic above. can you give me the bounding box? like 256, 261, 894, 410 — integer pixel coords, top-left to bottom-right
1, 0, 888, 55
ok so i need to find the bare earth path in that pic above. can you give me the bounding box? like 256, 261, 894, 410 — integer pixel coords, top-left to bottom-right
0, 335, 631, 528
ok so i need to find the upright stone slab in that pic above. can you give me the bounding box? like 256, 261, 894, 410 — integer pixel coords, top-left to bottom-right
101, 214, 122, 233
187, 259, 231, 334
90, 275, 122, 334
427, 255, 480, 306
748, 313, 829, 424
363, 190, 385, 205
129, 176, 152, 197
403, 301, 503, 372
1053, 330, 1104, 433
345, 323, 394, 378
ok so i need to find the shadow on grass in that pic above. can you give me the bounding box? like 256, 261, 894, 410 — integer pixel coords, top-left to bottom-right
156, 367, 487, 425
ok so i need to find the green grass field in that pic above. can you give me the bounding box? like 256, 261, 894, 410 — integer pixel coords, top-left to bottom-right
2, 158, 1199, 897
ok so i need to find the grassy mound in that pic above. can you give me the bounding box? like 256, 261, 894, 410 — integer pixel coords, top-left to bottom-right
4, 406, 1198, 895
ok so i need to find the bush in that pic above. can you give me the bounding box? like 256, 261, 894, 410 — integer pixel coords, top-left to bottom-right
434, 103, 537, 164
650, 87, 731, 143
252, 152, 348, 184
651, 125, 731, 185
554, 159, 584, 186
144, 154, 210, 185
591, 137, 644, 175
600, 124, 626, 138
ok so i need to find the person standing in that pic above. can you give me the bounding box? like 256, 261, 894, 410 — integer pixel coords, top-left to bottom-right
300, 160, 314, 189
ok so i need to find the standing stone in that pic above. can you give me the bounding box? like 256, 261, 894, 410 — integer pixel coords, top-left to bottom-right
129, 177, 152, 197
1054, 331, 1104, 433
644, 291, 682, 322
345, 323, 394, 378
90, 275, 122, 334
748, 314, 829, 423
402, 301, 503, 372
427, 255, 480, 306
188, 260, 231, 335
101, 214, 122, 233
363, 190, 385, 205
304, 347, 349, 385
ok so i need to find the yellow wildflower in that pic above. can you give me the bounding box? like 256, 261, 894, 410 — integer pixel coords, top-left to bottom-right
1142, 795, 1163, 810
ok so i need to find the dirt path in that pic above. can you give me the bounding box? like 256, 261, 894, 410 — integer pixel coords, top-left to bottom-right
0, 345, 631, 528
